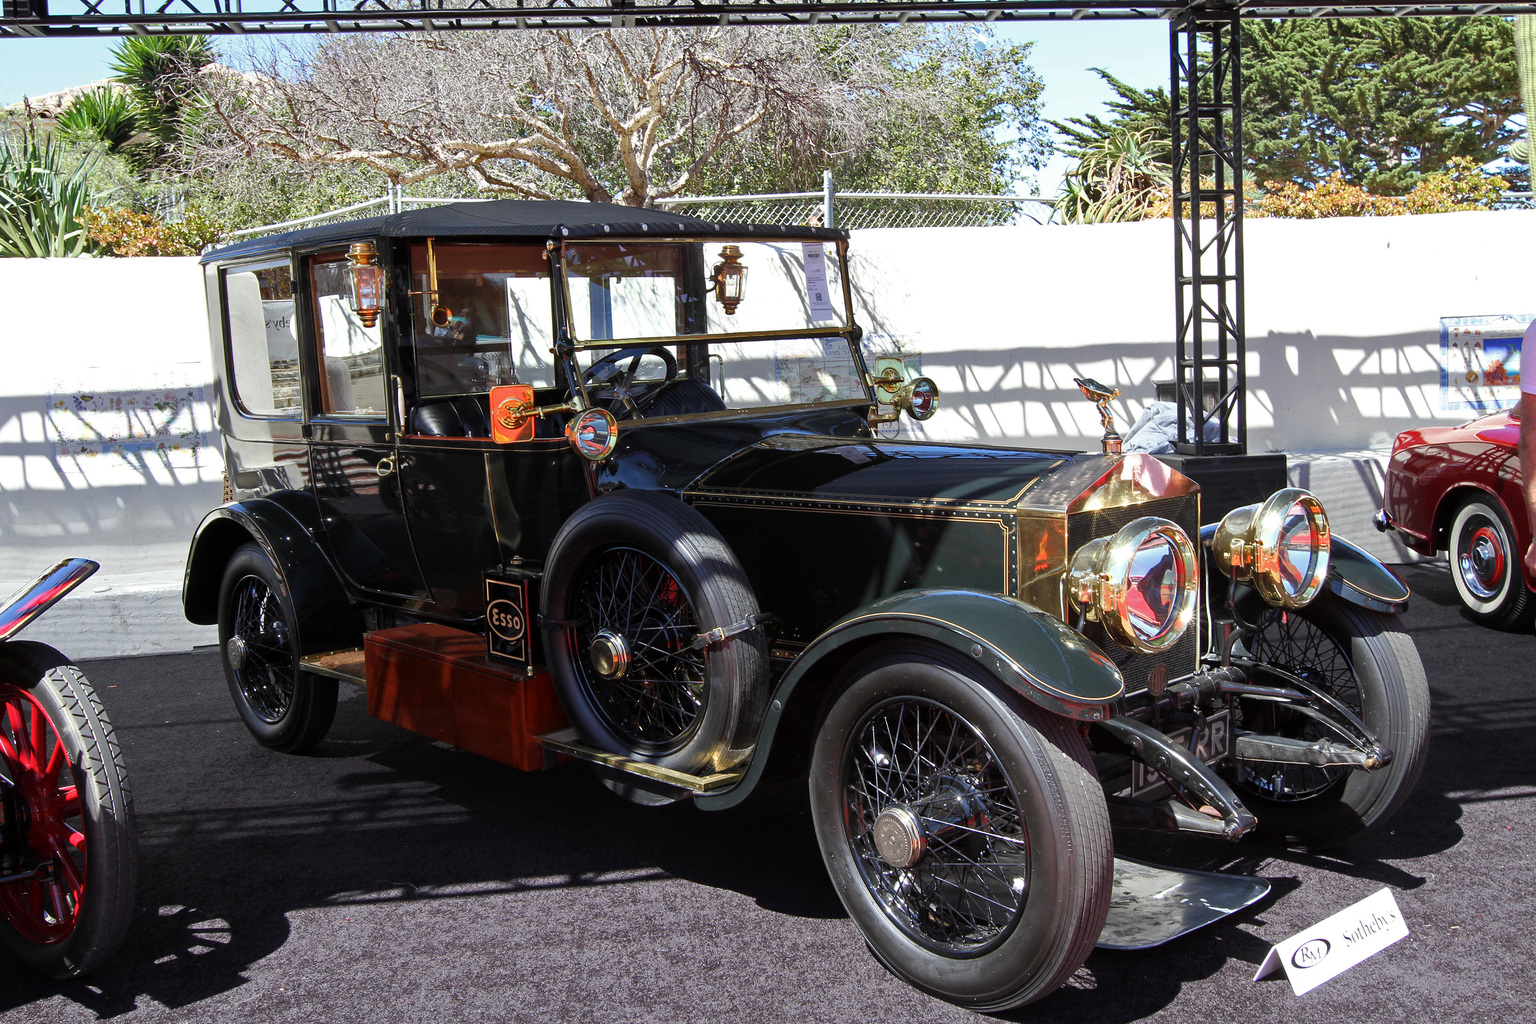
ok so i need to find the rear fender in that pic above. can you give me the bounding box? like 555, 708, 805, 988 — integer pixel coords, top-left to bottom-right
696, 588, 1123, 811
182, 500, 360, 654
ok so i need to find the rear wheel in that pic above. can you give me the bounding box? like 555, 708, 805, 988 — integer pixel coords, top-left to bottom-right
809, 645, 1111, 1012
0, 642, 136, 978
217, 543, 337, 753
1237, 594, 1429, 847
1447, 496, 1533, 629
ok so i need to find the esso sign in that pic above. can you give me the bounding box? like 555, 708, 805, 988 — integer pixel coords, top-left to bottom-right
487, 599, 525, 643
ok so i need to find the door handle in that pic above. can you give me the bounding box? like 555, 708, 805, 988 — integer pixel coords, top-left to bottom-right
376, 456, 396, 478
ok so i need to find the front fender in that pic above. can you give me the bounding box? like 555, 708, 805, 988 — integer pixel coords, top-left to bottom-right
1198, 524, 1409, 614
695, 589, 1122, 811
182, 499, 360, 654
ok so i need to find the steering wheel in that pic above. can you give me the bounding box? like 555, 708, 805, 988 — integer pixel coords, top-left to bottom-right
581, 346, 679, 418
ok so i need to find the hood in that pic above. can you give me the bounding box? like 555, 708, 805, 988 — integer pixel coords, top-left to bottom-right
687, 434, 1075, 508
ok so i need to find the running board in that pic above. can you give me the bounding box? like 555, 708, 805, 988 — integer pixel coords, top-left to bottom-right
537, 729, 743, 794
1098, 857, 1271, 950
300, 648, 366, 685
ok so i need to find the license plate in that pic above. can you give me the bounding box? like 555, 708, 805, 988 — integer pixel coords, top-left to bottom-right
1130, 710, 1231, 800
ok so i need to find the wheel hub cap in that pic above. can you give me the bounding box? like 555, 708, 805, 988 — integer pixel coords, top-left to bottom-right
589, 630, 631, 680
1464, 526, 1504, 597
227, 634, 249, 671
871, 805, 926, 868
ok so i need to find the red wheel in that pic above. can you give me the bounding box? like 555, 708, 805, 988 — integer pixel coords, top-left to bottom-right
0, 643, 136, 977
0, 685, 86, 945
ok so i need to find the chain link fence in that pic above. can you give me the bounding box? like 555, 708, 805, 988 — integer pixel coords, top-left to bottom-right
655, 192, 1055, 228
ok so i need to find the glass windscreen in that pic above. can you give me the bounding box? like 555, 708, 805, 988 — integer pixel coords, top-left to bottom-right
408, 242, 555, 395
563, 240, 864, 412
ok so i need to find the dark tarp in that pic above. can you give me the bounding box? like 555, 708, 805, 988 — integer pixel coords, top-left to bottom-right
204, 198, 847, 263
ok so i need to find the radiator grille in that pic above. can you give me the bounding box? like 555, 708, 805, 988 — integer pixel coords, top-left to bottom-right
1068, 492, 1201, 694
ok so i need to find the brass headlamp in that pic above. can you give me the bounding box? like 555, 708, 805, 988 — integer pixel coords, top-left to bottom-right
1068, 517, 1199, 654
1210, 488, 1330, 609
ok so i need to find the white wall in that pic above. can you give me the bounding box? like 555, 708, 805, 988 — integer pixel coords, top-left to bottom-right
850, 210, 1535, 453
4, 213, 1529, 654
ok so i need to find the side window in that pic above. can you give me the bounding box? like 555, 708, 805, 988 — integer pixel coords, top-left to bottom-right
310, 256, 387, 417
223, 260, 298, 416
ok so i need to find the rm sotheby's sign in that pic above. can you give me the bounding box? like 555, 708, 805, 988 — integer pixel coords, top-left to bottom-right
1254, 888, 1409, 995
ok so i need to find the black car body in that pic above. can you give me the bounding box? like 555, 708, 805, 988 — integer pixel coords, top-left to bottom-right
183, 200, 1429, 1011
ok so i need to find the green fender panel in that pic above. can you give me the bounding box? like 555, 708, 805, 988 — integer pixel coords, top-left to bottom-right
696, 588, 1123, 811
1326, 535, 1411, 613
182, 499, 361, 655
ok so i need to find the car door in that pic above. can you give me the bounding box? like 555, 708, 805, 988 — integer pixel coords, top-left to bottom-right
303, 248, 429, 601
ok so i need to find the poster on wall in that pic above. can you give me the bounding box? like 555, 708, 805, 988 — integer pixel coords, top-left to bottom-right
1440, 314, 1530, 412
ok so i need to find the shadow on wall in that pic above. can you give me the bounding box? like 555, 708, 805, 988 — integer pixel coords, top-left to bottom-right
1249, 330, 1454, 453
0, 391, 223, 552
868, 329, 1458, 455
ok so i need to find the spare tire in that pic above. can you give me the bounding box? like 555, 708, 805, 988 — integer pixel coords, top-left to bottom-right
540, 489, 768, 775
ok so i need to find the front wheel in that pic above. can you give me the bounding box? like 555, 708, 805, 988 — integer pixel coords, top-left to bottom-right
1236, 593, 1430, 847
809, 644, 1112, 1012
0, 642, 137, 978
1447, 496, 1533, 629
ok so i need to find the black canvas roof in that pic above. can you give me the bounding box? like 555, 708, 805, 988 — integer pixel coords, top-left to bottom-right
204, 198, 847, 263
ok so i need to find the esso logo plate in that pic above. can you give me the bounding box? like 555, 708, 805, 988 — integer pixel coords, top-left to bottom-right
487, 598, 525, 643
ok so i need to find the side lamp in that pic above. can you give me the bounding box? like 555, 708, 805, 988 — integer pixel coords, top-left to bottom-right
712, 245, 747, 315
344, 241, 384, 328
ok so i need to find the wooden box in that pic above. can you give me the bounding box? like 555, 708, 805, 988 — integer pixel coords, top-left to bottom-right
363, 623, 568, 772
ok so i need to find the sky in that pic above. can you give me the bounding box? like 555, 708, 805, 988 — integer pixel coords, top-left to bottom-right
0, 20, 1171, 195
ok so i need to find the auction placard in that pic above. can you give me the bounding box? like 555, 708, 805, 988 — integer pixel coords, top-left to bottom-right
1254, 887, 1409, 995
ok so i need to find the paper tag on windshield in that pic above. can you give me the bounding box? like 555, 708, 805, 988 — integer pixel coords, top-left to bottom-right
802, 243, 836, 322
1253, 887, 1409, 995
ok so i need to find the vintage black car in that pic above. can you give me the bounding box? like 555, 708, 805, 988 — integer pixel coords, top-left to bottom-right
182, 200, 1429, 1011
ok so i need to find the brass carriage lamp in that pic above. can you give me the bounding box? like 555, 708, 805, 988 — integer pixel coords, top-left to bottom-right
344, 241, 384, 328
712, 245, 747, 315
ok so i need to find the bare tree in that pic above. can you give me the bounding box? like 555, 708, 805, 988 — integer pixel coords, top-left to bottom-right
201, 27, 917, 207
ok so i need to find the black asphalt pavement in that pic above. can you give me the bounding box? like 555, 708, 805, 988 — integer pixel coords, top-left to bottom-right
2, 562, 1533, 1022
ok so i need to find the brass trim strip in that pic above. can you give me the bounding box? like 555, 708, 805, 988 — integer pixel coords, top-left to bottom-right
299, 648, 367, 685
537, 729, 744, 792
688, 491, 1019, 519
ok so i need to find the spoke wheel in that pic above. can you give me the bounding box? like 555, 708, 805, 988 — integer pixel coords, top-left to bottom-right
542, 491, 767, 781
1447, 496, 1533, 629
217, 543, 337, 753
0, 686, 85, 946
571, 546, 707, 754
1236, 593, 1430, 847
0, 643, 135, 978
844, 697, 1028, 956
228, 574, 296, 723
1240, 609, 1360, 802
810, 644, 1111, 1012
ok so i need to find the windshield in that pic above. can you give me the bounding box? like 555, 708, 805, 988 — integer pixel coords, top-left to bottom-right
562, 240, 865, 411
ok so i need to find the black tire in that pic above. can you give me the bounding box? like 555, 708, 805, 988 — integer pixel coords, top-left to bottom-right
0, 642, 137, 978
1236, 593, 1430, 847
541, 490, 767, 775
1447, 495, 1534, 629
808, 644, 1112, 1012
217, 542, 337, 753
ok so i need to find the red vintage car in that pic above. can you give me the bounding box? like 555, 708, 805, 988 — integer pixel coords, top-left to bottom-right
1380, 406, 1533, 628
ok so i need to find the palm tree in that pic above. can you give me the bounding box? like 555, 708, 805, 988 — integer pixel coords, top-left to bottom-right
107, 34, 217, 165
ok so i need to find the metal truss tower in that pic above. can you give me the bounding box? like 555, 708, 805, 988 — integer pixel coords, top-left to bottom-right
1170, 6, 1243, 456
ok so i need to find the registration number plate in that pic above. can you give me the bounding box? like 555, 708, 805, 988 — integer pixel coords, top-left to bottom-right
1130, 710, 1231, 800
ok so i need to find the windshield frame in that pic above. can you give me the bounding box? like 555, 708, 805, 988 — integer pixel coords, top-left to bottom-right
552, 235, 874, 418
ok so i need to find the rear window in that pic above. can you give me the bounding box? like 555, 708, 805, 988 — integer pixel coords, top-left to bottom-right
222, 259, 298, 416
